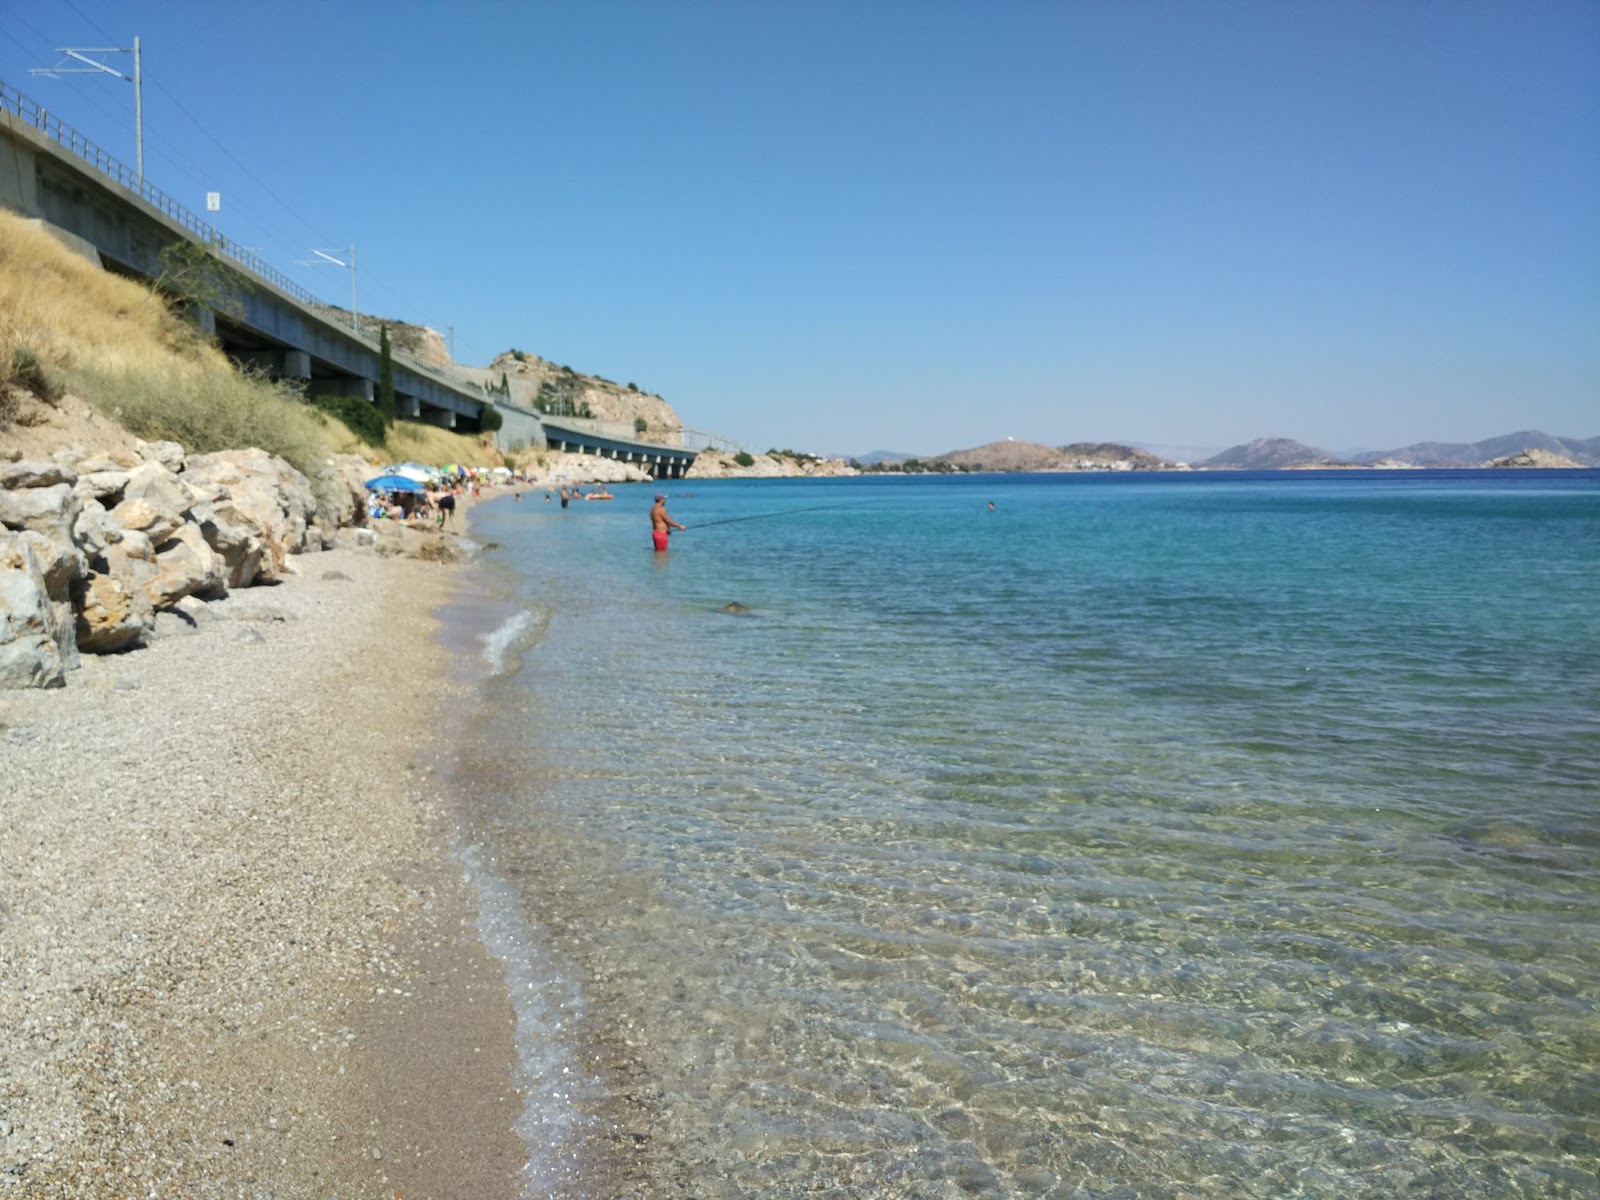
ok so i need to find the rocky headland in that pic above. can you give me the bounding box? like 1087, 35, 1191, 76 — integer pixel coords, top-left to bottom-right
687, 448, 858, 479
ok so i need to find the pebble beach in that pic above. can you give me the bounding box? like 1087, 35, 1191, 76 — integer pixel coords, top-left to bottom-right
0, 539, 528, 1197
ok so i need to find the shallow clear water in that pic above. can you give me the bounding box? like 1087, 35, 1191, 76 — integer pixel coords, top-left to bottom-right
455, 471, 1600, 1197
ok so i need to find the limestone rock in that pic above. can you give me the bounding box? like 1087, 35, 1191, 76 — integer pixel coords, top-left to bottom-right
136, 438, 187, 473
75, 569, 152, 653
189, 500, 265, 588
0, 532, 70, 687
186, 450, 318, 580
119, 461, 198, 523
72, 498, 123, 558
0, 461, 77, 489
78, 451, 139, 472
0, 482, 82, 542
324, 454, 373, 528
73, 470, 130, 504
145, 523, 226, 608
110, 495, 185, 544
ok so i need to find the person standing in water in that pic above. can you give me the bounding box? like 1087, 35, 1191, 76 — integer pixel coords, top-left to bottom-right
650, 493, 685, 552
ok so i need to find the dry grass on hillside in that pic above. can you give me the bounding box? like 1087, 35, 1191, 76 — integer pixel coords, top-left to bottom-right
0, 210, 501, 479
0, 210, 329, 486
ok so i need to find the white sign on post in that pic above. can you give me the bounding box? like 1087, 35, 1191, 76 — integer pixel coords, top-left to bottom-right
205, 192, 221, 212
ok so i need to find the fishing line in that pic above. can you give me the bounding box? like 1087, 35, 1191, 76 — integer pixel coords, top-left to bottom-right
686, 500, 866, 530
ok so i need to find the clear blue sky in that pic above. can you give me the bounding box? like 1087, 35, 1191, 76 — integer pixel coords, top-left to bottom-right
4, 1, 1596, 455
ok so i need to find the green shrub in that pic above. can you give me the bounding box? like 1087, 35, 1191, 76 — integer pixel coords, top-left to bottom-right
733, 451, 755, 467
7, 346, 61, 403
311, 390, 387, 446
377, 326, 397, 428
633, 417, 647, 434
480, 402, 504, 433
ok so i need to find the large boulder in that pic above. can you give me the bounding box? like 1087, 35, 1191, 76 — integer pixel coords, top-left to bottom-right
119, 461, 198, 525
110, 495, 184, 544
75, 569, 152, 653
324, 454, 372, 529
146, 523, 226, 607
186, 450, 318, 581
189, 499, 264, 588
0, 482, 82, 543
0, 532, 74, 687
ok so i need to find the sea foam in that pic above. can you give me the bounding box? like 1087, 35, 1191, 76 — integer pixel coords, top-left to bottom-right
454, 842, 595, 1197
480, 608, 541, 678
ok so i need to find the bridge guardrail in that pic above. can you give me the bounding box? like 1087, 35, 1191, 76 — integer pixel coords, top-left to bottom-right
1, 79, 467, 394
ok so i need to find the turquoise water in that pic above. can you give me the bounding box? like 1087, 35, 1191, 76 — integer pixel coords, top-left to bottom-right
456, 471, 1600, 1197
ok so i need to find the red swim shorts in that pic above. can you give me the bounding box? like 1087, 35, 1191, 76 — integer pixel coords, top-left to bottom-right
652, 530, 669, 552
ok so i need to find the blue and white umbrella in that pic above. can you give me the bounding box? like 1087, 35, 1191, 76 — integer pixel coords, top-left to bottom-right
364, 473, 427, 493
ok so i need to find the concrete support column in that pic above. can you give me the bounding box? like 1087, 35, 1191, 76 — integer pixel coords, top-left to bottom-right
422, 407, 456, 429
235, 347, 310, 380
187, 304, 218, 338
400, 395, 421, 418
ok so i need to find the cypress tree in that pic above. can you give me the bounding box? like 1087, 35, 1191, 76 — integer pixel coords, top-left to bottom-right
378, 325, 397, 428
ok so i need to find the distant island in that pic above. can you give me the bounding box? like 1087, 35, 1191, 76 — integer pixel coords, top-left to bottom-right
854, 431, 1599, 473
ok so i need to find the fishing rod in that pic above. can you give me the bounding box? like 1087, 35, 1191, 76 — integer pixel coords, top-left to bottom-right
685, 500, 866, 530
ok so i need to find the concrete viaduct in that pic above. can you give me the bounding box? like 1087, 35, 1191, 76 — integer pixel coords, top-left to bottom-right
0, 84, 486, 431
0, 80, 698, 477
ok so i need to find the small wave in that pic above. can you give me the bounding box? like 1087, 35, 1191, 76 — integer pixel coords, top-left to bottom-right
455, 843, 594, 1197
481, 609, 542, 678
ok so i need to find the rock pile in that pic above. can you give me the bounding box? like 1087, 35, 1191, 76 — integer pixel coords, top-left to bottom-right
0, 440, 377, 688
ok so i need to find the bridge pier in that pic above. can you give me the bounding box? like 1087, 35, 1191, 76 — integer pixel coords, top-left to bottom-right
237, 348, 311, 380
421, 407, 456, 430
398, 395, 421, 419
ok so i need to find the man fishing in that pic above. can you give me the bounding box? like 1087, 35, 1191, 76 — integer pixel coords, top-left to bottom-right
651, 493, 685, 552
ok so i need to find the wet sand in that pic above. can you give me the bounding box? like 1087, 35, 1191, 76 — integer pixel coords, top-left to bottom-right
0, 542, 526, 1197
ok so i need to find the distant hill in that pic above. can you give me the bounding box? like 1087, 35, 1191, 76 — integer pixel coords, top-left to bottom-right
1202, 438, 1348, 469
1058, 442, 1173, 470
927, 439, 1175, 472
1486, 448, 1586, 468
934, 439, 1067, 471
851, 449, 917, 465
1355, 430, 1600, 467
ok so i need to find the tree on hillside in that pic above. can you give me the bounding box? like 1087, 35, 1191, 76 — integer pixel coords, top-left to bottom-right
378, 325, 397, 428
153, 238, 244, 322
499, 370, 510, 398
480, 402, 504, 434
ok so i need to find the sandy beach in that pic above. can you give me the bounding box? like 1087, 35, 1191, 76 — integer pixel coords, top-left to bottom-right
0, 539, 527, 1197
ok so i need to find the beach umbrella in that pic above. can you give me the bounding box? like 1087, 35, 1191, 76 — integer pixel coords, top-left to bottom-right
391, 462, 438, 483
364, 473, 426, 493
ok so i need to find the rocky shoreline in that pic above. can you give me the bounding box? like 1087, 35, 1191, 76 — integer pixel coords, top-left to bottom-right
0, 453, 537, 1194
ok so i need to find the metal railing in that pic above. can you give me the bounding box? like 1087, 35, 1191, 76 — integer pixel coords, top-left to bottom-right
679, 426, 748, 453
0, 78, 470, 393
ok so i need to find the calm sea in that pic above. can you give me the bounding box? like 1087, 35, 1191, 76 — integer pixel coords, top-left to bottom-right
448, 470, 1600, 1198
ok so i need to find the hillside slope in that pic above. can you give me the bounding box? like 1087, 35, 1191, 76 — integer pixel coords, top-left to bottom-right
464, 351, 683, 444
